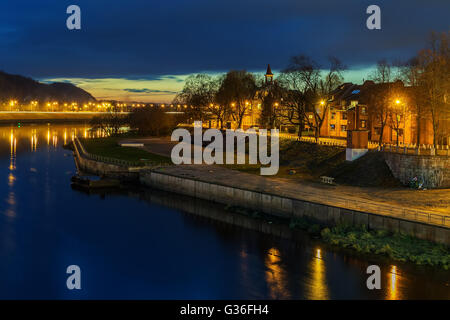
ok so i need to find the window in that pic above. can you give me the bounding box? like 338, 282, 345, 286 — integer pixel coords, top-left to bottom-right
309, 114, 313, 119
342, 112, 347, 120
361, 107, 367, 114
361, 120, 367, 128
341, 125, 347, 131
374, 127, 381, 135
330, 124, 336, 130
331, 112, 336, 120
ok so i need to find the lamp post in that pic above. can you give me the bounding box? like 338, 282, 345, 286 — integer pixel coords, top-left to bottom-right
394, 99, 405, 146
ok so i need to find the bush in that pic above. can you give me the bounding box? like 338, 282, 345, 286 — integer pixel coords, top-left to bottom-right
129, 106, 185, 136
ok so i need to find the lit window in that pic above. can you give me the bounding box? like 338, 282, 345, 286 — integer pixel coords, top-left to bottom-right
361, 120, 366, 128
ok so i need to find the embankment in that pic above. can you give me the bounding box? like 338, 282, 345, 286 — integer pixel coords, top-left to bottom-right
139, 169, 449, 246
72, 138, 450, 246
384, 152, 450, 189
72, 138, 140, 182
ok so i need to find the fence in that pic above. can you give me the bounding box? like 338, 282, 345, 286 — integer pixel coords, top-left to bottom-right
277, 132, 349, 147
74, 138, 172, 168
380, 143, 450, 156
278, 132, 381, 148
279, 180, 450, 228
277, 132, 450, 156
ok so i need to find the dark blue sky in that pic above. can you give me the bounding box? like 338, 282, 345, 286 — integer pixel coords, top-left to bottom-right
0, 0, 449, 101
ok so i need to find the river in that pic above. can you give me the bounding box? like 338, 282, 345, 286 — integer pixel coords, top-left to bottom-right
0, 124, 448, 299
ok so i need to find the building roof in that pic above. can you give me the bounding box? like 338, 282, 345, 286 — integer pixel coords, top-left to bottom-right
329, 80, 407, 108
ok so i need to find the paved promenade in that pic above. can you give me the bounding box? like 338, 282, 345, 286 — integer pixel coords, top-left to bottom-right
120, 137, 450, 227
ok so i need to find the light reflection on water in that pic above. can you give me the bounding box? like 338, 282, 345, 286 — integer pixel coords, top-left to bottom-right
0, 124, 448, 299
265, 247, 291, 299
306, 248, 329, 300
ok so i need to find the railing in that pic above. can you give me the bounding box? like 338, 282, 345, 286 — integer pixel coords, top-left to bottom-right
277, 132, 450, 155
379, 143, 450, 156
277, 132, 348, 147
285, 183, 450, 228
74, 138, 172, 168
73, 137, 449, 227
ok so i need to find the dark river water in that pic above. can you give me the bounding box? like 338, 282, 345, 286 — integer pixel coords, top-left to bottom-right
0, 124, 448, 299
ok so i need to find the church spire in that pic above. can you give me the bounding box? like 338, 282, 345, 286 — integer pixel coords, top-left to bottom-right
264, 64, 273, 84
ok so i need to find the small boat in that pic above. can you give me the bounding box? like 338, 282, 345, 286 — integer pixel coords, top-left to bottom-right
71, 175, 120, 189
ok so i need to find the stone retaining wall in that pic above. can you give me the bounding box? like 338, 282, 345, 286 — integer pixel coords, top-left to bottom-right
140, 170, 449, 246
384, 152, 450, 188
73, 139, 139, 181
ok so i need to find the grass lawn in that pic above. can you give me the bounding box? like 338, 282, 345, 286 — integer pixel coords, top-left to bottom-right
223, 139, 345, 180
81, 137, 170, 165
224, 139, 401, 187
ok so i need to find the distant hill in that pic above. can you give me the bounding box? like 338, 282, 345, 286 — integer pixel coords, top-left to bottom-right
0, 71, 96, 103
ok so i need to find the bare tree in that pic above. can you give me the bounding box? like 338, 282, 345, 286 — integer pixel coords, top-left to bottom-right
90, 105, 126, 136
388, 96, 409, 146
174, 74, 219, 124
367, 60, 395, 146
129, 106, 182, 136
256, 80, 284, 129
216, 70, 257, 129
277, 70, 309, 137
282, 55, 345, 141
395, 57, 427, 144
417, 31, 450, 147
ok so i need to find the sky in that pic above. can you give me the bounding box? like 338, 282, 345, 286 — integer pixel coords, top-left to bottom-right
0, 0, 449, 102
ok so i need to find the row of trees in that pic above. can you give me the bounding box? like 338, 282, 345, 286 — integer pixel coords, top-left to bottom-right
397, 32, 449, 146
91, 32, 448, 145
174, 56, 346, 141
173, 71, 261, 130
365, 31, 449, 146
91, 105, 184, 136
174, 31, 449, 146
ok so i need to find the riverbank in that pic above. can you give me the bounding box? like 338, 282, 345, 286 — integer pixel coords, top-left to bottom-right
224, 205, 450, 269
81, 137, 170, 164
71, 137, 450, 268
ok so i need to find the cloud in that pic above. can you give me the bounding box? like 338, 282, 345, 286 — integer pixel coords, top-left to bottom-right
0, 0, 448, 79
123, 88, 178, 94
2, 0, 449, 102
40, 75, 187, 103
